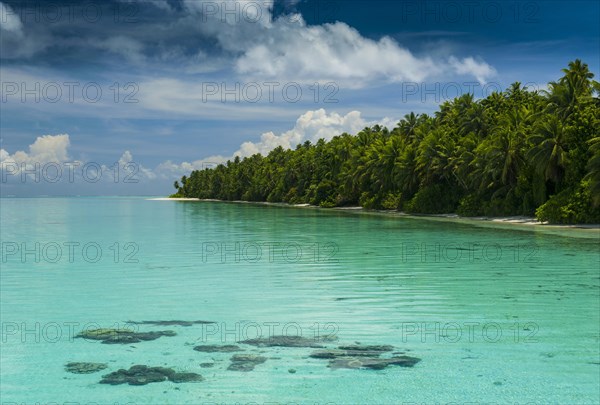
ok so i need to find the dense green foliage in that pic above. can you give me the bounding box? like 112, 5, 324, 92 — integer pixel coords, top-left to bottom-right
174, 61, 600, 224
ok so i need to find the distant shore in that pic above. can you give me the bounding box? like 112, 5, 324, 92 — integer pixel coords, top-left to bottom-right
149, 197, 600, 236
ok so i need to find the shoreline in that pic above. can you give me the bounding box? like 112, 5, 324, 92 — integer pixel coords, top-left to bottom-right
149, 197, 600, 237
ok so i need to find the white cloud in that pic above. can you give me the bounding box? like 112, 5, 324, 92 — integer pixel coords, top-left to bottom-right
0, 1, 496, 88
235, 20, 441, 87
1, 109, 396, 187
131, 0, 496, 87
154, 157, 228, 179
184, 6, 496, 87
449, 56, 496, 84
0, 135, 158, 182
0, 148, 11, 162
0, 2, 23, 34
115, 150, 156, 180
234, 109, 375, 157
156, 109, 397, 178
0, 134, 75, 184
1, 134, 71, 168
0, 2, 52, 59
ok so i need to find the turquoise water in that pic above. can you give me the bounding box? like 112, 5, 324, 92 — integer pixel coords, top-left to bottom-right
1, 197, 599, 404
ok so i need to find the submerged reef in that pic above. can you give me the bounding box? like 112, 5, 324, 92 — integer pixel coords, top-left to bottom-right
67, 320, 421, 387
65, 362, 108, 374
193, 344, 242, 353
227, 354, 268, 372
127, 320, 216, 327
238, 335, 337, 348
100, 365, 203, 385
76, 328, 176, 344
309, 344, 420, 370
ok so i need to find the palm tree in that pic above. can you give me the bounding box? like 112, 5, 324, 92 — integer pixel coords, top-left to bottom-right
398, 112, 420, 140
561, 59, 595, 96
459, 102, 488, 138
585, 137, 600, 206
450, 134, 477, 190
395, 145, 420, 198
469, 105, 533, 197
380, 136, 403, 191
545, 59, 598, 118
528, 115, 569, 193
416, 128, 455, 186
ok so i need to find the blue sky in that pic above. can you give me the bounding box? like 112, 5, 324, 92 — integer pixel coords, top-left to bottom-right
1, 0, 598, 196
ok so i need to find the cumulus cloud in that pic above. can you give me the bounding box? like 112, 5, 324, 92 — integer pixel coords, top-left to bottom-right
58, 1, 498, 86
185, 3, 496, 86
0, 1, 496, 86
0, 134, 71, 168
1, 109, 397, 188
154, 157, 228, 179
0, 135, 159, 183
235, 20, 440, 86
115, 150, 156, 180
0, 134, 221, 182
0, 134, 76, 184
156, 109, 397, 177
235, 109, 374, 156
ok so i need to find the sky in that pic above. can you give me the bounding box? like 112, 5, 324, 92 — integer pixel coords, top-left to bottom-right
1, 0, 599, 196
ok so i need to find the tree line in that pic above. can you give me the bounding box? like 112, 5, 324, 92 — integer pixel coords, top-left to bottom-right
173, 60, 600, 224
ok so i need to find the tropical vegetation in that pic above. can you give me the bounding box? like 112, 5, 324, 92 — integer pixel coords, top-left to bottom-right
173, 61, 600, 224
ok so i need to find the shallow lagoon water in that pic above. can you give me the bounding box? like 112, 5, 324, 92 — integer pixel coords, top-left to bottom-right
1, 197, 599, 404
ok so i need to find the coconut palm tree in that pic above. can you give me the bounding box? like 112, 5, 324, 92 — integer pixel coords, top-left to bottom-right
398, 112, 420, 140
545, 59, 598, 119
585, 137, 600, 206
528, 115, 569, 194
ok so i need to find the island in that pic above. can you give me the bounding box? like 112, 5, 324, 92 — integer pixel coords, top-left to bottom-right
172, 60, 600, 225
